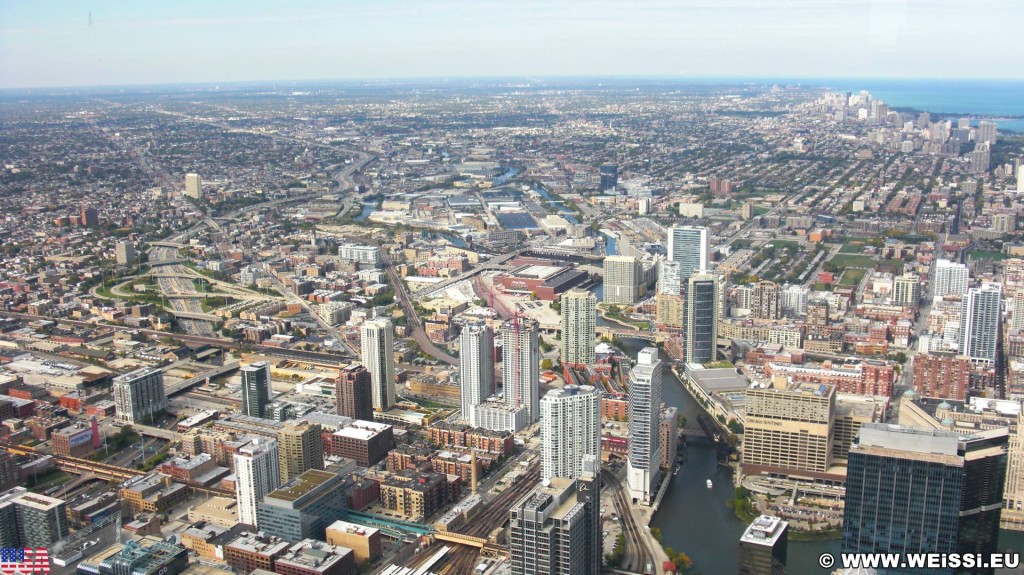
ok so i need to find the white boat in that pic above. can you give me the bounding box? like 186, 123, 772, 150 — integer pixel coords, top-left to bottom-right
706, 479, 713, 489
673, 465, 680, 476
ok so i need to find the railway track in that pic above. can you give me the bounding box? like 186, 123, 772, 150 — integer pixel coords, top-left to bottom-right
463, 462, 541, 538
604, 469, 652, 573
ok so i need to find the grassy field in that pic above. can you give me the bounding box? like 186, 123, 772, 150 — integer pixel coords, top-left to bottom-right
969, 250, 1007, 261
839, 243, 865, 254
839, 269, 866, 286
829, 254, 877, 268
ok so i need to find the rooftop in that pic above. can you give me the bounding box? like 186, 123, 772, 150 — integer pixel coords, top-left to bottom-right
264, 469, 341, 504
740, 515, 788, 547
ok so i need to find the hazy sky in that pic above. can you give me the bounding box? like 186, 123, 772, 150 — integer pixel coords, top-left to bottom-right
1, 0, 1022, 89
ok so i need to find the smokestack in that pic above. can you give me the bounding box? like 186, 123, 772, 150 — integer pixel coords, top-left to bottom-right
91, 416, 100, 449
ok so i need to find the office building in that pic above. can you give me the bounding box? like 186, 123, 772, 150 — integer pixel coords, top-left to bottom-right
361, 319, 395, 412
241, 362, 273, 418
599, 164, 618, 191
603, 255, 641, 304
326, 520, 382, 565
79, 539, 189, 575
115, 240, 137, 265
509, 457, 600, 575
742, 382, 836, 480
934, 259, 969, 298
113, 367, 167, 425
274, 540, 355, 575
257, 469, 348, 542
893, 273, 921, 308
278, 422, 324, 484
80, 206, 99, 227
960, 283, 1001, 362
739, 515, 789, 575
460, 323, 495, 426
234, 438, 281, 528
326, 420, 394, 467
185, 173, 202, 199
540, 385, 601, 481
560, 289, 596, 367
335, 364, 373, 422
627, 348, 663, 504
667, 226, 708, 280
842, 424, 1008, 574
503, 317, 541, 423
685, 273, 719, 365
0, 488, 68, 548
751, 280, 781, 320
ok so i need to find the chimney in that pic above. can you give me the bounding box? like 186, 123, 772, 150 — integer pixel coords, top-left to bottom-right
471, 451, 479, 495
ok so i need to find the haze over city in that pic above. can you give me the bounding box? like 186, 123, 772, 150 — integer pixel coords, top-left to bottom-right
3, 2, 1024, 575
2, 0, 1024, 89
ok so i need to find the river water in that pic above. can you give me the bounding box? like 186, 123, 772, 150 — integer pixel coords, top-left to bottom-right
611, 337, 1024, 575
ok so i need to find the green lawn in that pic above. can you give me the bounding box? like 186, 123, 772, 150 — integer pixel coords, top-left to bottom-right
838, 269, 866, 286
829, 254, 877, 268
839, 243, 865, 254
969, 250, 1007, 261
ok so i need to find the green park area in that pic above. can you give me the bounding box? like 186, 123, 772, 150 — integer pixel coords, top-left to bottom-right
828, 254, 877, 269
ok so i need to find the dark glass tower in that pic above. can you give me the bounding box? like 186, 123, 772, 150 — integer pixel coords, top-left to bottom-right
738, 515, 788, 575
599, 164, 618, 191
842, 424, 1008, 575
241, 362, 272, 418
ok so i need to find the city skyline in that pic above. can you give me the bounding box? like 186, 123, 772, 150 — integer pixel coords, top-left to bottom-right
3, 1, 1024, 89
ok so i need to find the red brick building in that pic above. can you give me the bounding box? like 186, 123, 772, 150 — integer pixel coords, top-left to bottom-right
912, 352, 971, 401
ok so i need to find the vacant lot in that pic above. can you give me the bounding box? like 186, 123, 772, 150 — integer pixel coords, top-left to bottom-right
839, 269, 866, 286
839, 243, 865, 254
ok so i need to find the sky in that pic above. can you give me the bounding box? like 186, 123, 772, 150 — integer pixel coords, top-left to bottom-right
1, 0, 1022, 89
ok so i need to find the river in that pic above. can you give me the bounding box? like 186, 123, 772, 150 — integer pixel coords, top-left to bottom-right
611, 337, 1024, 574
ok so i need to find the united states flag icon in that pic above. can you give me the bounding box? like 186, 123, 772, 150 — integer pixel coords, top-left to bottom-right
0, 548, 50, 574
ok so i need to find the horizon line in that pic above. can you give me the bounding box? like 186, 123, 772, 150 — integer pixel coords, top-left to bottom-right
3, 74, 1024, 94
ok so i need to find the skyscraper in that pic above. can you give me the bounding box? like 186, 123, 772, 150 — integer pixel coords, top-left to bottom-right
540, 385, 600, 481
977, 120, 998, 145
603, 255, 641, 305
335, 364, 373, 421
185, 173, 202, 199
80, 206, 99, 227
667, 226, 708, 280
0, 488, 69, 549
742, 382, 835, 478
115, 240, 137, 265
241, 362, 272, 418
1014, 292, 1024, 333
234, 438, 281, 528
892, 273, 921, 308
627, 348, 663, 504
560, 289, 596, 367
934, 259, 969, 298
503, 317, 540, 423
739, 515, 789, 575
751, 280, 781, 320
361, 319, 396, 412
509, 457, 600, 575
685, 273, 719, 365
113, 367, 168, 425
1018, 165, 1024, 193
842, 424, 1008, 575
277, 421, 324, 484
599, 164, 618, 191
460, 323, 495, 426
959, 283, 1001, 362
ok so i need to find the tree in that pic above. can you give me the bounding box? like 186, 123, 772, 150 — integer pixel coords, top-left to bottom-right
541, 358, 554, 370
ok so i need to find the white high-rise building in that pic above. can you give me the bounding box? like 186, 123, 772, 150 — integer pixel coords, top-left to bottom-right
361, 319, 395, 412
667, 226, 708, 280
627, 348, 663, 504
658, 259, 683, 295
561, 289, 596, 366
978, 120, 998, 145
115, 241, 137, 265
960, 283, 1002, 362
185, 173, 202, 199
1018, 165, 1024, 193
781, 284, 808, 316
460, 323, 494, 427
234, 438, 280, 528
540, 385, 601, 480
603, 255, 641, 304
503, 317, 540, 423
934, 259, 969, 298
